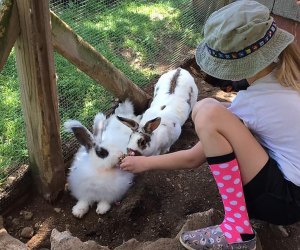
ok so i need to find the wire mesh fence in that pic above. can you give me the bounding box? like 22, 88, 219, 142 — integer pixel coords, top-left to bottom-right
0, 0, 232, 212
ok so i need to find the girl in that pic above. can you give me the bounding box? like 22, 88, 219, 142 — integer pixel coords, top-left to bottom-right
120, 1, 300, 249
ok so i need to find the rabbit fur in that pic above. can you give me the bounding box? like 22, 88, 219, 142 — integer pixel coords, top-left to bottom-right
64, 100, 139, 218
117, 68, 198, 156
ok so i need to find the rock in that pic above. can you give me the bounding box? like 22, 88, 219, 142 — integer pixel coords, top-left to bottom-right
12, 218, 20, 227
54, 207, 62, 213
176, 208, 215, 239
115, 209, 263, 250
34, 221, 41, 229
20, 227, 34, 238
6, 176, 16, 185
115, 238, 181, 250
49, 210, 264, 250
50, 229, 109, 250
269, 224, 290, 238
23, 211, 33, 220
65, 224, 70, 231
0, 228, 29, 250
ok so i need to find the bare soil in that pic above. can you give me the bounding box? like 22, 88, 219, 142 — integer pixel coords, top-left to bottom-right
2, 59, 300, 250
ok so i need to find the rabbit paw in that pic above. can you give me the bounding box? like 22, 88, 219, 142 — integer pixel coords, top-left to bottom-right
72, 200, 89, 218
96, 201, 111, 215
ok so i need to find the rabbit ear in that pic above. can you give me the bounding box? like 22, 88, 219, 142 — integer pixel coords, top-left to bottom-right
93, 113, 106, 140
116, 116, 139, 131
64, 120, 94, 150
143, 117, 161, 134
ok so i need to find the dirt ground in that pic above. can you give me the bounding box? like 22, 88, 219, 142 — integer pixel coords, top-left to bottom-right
2, 59, 300, 250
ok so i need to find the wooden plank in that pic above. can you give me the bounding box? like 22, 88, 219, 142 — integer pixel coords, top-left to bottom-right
0, 0, 20, 72
15, 0, 65, 202
50, 11, 151, 114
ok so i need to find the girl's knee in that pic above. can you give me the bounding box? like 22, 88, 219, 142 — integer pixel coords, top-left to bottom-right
192, 98, 222, 123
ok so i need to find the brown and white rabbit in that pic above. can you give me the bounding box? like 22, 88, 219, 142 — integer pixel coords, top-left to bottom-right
64, 100, 139, 218
117, 68, 198, 156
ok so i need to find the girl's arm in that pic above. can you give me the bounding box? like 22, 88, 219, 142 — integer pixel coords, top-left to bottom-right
120, 141, 206, 173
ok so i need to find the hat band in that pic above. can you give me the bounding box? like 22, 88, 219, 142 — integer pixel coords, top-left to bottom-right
206, 21, 277, 60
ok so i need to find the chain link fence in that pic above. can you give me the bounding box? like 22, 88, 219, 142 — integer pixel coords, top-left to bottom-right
0, 0, 231, 213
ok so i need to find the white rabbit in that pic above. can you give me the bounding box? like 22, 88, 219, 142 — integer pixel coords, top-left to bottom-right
64, 100, 139, 218
117, 68, 198, 156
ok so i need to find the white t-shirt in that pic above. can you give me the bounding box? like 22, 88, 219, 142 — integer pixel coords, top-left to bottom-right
228, 71, 300, 186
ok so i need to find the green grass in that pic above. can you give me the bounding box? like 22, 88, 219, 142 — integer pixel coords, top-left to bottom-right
0, 0, 202, 181
0, 52, 27, 183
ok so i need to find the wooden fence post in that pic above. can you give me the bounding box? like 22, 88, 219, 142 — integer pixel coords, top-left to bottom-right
15, 0, 65, 201
0, 0, 20, 72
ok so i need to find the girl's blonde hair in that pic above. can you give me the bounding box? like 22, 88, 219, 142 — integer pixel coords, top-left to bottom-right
276, 42, 300, 91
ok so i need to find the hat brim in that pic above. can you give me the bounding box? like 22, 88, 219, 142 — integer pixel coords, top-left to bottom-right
195, 28, 294, 80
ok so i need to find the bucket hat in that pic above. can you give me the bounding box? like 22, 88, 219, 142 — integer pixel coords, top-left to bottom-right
195, 0, 294, 80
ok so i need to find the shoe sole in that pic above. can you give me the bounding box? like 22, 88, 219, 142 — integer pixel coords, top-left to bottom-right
179, 236, 195, 250
179, 236, 257, 250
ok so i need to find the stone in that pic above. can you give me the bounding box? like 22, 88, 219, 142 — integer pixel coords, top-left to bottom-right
12, 218, 20, 227
50, 229, 109, 250
114, 238, 182, 250
54, 207, 62, 213
23, 211, 33, 220
0, 228, 28, 250
49, 209, 264, 250
269, 224, 290, 238
20, 227, 34, 238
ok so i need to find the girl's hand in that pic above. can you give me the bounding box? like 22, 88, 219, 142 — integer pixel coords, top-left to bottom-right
120, 155, 149, 173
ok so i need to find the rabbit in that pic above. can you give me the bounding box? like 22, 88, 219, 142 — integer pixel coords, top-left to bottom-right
117, 67, 198, 156
64, 100, 139, 218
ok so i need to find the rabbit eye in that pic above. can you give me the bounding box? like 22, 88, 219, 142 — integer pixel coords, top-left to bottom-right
138, 138, 147, 149
138, 135, 150, 150
95, 147, 109, 158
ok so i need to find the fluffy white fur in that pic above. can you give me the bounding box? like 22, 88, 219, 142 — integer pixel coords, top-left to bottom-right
66, 100, 139, 218
118, 68, 198, 156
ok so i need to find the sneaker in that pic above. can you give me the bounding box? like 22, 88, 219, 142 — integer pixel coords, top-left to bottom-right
180, 225, 256, 250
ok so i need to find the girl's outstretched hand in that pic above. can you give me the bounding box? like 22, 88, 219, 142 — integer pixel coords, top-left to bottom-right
120, 155, 149, 173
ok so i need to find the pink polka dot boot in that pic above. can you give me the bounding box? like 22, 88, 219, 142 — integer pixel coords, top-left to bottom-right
180, 225, 256, 250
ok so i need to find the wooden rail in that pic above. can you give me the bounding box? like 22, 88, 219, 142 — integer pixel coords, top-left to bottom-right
51, 12, 151, 114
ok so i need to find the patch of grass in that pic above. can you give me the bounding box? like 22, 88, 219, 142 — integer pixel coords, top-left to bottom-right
55, 0, 202, 77
0, 51, 27, 179
0, 0, 202, 177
